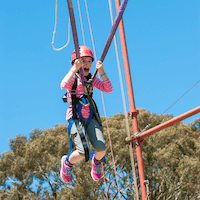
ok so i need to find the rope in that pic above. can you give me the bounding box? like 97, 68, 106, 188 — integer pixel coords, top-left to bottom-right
77, 0, 86, 46
142, 78, 200, 132
102, 162, 109, 200
84, 0, 98, 63
52, 0, 71, 51
91, 0, 129, 80
108, 0, 139, 199
76, 0, 115, 197
83, 0, 121, 199
66, 0, 85, 86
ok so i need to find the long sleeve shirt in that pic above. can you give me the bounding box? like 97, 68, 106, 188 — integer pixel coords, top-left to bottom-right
61, 75, 113, 120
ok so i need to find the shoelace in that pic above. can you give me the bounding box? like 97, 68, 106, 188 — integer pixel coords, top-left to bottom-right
94, 163, 101, 174
65, 166, 73, 176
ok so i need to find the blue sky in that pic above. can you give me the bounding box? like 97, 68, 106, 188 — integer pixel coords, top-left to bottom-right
0, 0, 199, 154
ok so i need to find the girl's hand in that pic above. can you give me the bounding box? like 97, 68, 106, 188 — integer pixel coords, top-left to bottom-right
96, 61, 104, 74
96, 61, 109, 81
73, 58, 83, 71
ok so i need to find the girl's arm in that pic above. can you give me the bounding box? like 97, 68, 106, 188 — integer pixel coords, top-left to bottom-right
94, 61, 113, 93
96, 61, 109, 81
60, 58, 83, 90
93, 78, 113, 93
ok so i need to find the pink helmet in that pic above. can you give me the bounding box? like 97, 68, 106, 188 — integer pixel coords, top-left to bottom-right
71, 46, 94, 65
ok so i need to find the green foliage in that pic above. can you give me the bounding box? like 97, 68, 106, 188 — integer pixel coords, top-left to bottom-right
0, 109, 200, 199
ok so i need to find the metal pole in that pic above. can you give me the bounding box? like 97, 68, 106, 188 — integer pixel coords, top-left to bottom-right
126, 106, 200, 142
114, 0, 146, 199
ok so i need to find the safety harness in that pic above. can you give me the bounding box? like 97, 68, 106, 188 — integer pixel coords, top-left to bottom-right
62, 73, 102, 162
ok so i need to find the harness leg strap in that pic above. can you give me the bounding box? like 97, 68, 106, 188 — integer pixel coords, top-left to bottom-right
74, 119, 90, 162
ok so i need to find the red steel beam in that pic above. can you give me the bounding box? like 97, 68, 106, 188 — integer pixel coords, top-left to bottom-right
126, 106, 200, 142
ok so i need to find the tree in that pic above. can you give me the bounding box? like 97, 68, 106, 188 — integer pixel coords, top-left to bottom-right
0, 109, 199, 199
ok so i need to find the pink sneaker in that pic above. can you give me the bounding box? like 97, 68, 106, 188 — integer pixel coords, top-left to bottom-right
60, 156, 73, 183
91, 156, 102, 181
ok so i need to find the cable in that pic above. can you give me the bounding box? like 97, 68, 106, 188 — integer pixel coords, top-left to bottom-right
161, 79, 200, 116
142, 79, 200, 132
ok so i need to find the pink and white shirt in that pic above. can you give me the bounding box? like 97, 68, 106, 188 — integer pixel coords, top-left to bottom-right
61, 75, 113, 120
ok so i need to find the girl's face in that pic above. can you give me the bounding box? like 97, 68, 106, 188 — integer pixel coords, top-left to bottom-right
82, 56, 93, 77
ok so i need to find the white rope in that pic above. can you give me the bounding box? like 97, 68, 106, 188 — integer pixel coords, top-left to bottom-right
107, 0, 139, 199
52, 0, 71, 51
77, 0, 86, 46
84, 0, 97, 63
107, 0, 130, 138
83, 1, 122, 199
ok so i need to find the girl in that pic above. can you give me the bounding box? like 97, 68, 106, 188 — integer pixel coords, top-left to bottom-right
60, 46, 113, 183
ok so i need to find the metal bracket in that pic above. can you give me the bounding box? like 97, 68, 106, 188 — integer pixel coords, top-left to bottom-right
71, 90, 76, 95
84, 79, 93, 95
134, 131, 141, 138
128, 109, 139, 117
125, 131, 141, 142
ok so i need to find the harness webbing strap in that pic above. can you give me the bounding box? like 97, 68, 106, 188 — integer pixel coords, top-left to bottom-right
74, 119, 89, 161
67, 119, 74, 160
70, 76, 93, 162
67, 117, 90, 162
77, 96, 94, 128
72, 75, 78, 119
85, 94, 102, 126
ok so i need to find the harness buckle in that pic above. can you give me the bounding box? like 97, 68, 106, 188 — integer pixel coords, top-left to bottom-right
71, 90, 76, 95
79, 95, 90, 106
84, 79, 93, 96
